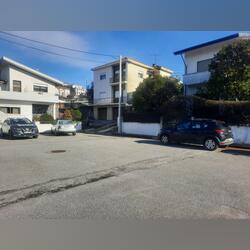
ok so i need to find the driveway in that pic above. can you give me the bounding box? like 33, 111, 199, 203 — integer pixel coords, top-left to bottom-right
0, 133, 249, 218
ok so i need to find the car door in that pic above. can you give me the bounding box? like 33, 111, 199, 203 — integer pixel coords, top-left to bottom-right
174, 120, 192, 143
190, 121, 204, 144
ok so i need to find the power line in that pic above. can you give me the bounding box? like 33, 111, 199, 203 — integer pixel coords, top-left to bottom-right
0, 31, 118, 58
0, 36, 108, 64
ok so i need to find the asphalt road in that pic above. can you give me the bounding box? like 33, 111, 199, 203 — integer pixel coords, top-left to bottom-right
0, 133, 250, 218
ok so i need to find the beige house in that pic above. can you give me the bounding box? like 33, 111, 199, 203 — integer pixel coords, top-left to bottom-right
92, 57, 173, 120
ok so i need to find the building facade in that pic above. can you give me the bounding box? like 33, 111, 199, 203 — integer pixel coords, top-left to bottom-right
0, 57, 67, 121
174, 33, 250, 96
92, 57, 172, 121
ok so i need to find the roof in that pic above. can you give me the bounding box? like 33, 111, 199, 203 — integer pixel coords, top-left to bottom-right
174, 33, 250, 55
0, 56, 66, 86
92, 57, 173, 74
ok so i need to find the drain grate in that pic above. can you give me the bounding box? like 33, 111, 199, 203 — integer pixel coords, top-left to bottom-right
50, 150, 66, 153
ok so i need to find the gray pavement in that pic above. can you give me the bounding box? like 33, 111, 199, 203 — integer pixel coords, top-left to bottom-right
0, 133, 250, 218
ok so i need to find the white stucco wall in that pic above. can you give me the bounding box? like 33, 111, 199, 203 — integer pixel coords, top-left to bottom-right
9, 66, 59, 97
0, 100, 33, 120
184, 39, 235, 74
122, 122, 161, 137
231, 126, 250, 145
93, 66, 113, 105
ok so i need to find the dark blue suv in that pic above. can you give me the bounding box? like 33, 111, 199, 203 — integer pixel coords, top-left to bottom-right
158, 119, 234, 151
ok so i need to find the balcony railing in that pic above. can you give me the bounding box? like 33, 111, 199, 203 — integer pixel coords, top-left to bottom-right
109, 76, 126, 84
183, 71, 210, 85
93, 96, 128, 105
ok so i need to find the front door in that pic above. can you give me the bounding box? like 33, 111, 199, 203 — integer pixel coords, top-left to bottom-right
98, 108, 107, 120
174, 120, 192, 143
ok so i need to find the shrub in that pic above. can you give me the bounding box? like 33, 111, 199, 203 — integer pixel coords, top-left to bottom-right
70, 109, 82, 121
39, 113, 54, 124
161, 96, 250, 126
33, 115, 40, 122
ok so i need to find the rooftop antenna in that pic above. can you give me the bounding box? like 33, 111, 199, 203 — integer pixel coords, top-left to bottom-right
151, 54, 159, 65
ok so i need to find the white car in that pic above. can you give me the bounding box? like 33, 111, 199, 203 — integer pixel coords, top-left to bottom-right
51, 120, 76, 136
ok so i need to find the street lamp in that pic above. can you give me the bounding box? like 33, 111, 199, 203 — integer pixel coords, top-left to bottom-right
117, 55, 122, 134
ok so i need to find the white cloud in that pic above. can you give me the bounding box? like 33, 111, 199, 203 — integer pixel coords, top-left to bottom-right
4, 31, 105, 69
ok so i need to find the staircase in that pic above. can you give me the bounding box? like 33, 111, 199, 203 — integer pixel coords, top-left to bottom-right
83, 120, 118, 135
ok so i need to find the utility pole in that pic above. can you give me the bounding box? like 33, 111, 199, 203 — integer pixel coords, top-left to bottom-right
117, 55, 122, 134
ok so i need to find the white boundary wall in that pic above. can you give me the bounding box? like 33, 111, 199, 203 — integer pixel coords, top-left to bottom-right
231, 126, 250, 145
122, 122, 250, 145
122, 122, 161, 137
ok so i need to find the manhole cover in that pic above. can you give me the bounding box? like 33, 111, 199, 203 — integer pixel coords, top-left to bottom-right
51, 150, 66, 153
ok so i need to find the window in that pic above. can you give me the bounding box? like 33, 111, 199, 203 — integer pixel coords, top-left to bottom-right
0, 107, 20, 114
191, 121, 202, 129
197, 58, 212, 72
100, 74, 106, 80
32, 104, 49, 115
33, 85, 48, 93
177, 121, 191, 130
138, 72, 144, 78
13, 80, 21, 92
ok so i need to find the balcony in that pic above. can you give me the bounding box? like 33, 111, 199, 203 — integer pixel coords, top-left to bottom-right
109, 77, 126, 84
183, 71, 210, 85
0, 90, 59, 103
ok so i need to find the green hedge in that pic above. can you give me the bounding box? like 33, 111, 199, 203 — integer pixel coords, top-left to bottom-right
161, 96, 250, 126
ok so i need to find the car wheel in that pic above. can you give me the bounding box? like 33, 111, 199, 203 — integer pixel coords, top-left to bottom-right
0, 128, 3, 137
160, 134, 169, 145
204, 138, 218, 151
72, 132, 76, 136
33, 135, 38, 139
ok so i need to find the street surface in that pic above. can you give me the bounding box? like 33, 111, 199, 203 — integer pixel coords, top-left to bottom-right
0, 134, 249, 218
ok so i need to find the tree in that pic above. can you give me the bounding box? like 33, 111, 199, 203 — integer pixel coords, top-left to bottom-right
132, 75, 183, 112
63, 109, 73, 120
86, 82, 94, 104
70, 109, 82, 121
196, 40, 250, 101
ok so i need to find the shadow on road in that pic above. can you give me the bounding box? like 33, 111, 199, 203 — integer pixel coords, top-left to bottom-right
134, 139, 205, 151
221, 148, 250, 157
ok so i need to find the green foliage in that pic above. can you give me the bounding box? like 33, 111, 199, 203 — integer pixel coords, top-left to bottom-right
39, 113, 54, 124
70, 109, 82, 121
132, 76, 183, 112
33, 115, 40, 122
161, 96, 250, 125
196, 40, 250, 100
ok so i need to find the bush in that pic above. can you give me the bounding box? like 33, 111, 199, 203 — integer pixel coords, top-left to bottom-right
161, 96, 250, 126
39, 113, 54, 124
70, 109, 82, 121
123, 112, 161, 123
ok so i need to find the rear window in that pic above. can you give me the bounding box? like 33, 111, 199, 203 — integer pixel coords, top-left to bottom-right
216, 121, 229, 128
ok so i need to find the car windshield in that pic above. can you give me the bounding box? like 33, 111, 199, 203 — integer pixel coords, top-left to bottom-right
11, 118, 32, 125
59, 120, 73, 125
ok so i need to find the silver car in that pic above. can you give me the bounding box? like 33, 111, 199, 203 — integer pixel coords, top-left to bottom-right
51, 120, 76, 136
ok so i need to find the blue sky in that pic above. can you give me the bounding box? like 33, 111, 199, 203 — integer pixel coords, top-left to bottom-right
0, 31, 245, 88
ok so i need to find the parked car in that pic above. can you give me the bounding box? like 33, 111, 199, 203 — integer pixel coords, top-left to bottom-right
51, 120, 76, 136
158, 119, 234, 151
0, 117, 39, 139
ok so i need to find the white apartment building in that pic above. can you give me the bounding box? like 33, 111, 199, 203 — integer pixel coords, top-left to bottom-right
92, 57, 173, 120
174, 33, 250, 96
0, 57, 68, 121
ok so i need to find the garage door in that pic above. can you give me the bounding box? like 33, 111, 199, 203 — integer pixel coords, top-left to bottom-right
98, 108, 107, 120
